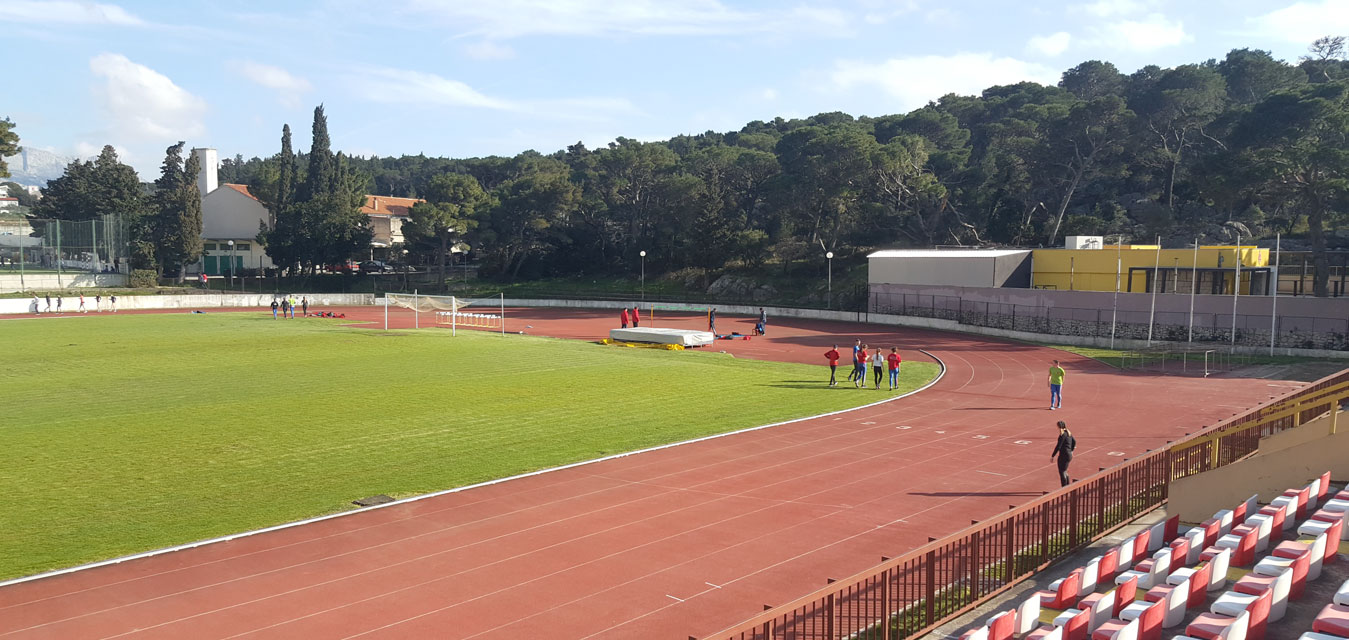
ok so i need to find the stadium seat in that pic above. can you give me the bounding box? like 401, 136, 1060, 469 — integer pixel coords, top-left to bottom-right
1298, 518, 1338, 542
1234, 495, 1258, 523
1283, 486, 1311, 520
1215, 526, 1258, 567
1172, 549, 1227, 594
1194, 518, 1223, 548
1119, 537, 1137, 571
1080, 557, 1102, 597
1134, 531, 1153, 564
960, 625, 990, 640
1310, 508, 1348, 543
988, 609, 1017, 640
1113, 576, 1139, 617
1117, 548, 1171, 590
1298, 632, 1346, 640
1335, 578, 1349, 606
1204, 589, 1270, 640
1242, 514, 1274, 553
1234, 566, 1292, 622
1179, 608, 1250, 640
1312, 603, 1349, 637
1090, 616, 1139, 640
1027, 624, 1064, 640
1141, 576, 1190, 628
1148, 521, 1168, 552
1042, 569, 1084, 609
1183, 528, 1205, 565
1017, 593, 1043, 637
1168, 538, 1191, 570
1213, 510, 1235, 537
1273, 533, 1327, 581
1117, 599, 1166, 640
1068, 591, 1116, 634
1256, 504, 1285, 537
1164, 515, 1180, 543
1159, 562, 1212, 612
1099, 547, 1122, 584
1253, 548, 1310, 600
1054, 606, 1093, 640
1269, 496, 1297, 531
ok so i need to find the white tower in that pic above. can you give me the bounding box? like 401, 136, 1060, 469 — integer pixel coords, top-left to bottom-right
191, 147, 218, 196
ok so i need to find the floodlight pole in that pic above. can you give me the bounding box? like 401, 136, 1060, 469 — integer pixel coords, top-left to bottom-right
1270, 233, 1280, 355
1188, 238, 1198, 343
383, 294, 388, 331
414, 289, 418, 329
1231, 234, 1240, 346
1110, 238, 1121, 349
640, 250, 646, 302
826, 251, 834, 309
1147, 236, 1160, 346
500, 292, 505, 337
228, 240, 236, 291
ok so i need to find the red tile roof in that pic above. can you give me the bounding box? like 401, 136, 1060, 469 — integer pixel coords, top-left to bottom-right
223, 183, 259, 202
362, 195, 422, 218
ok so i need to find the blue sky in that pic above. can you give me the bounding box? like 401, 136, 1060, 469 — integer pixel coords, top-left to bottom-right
4, 0, 1347, 176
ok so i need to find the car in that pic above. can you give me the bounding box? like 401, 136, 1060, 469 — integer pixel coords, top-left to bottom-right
325, 261, 360, 274
359, 260, 390, 273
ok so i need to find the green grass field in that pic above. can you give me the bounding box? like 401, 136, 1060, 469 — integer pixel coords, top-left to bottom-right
0, 313, 938, 580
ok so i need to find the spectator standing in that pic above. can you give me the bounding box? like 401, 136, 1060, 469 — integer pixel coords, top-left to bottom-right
1050, 421, 1075, 487
44, 294, 51, 313
620, 307, 629, 328
56, 296, 62, 313
32, 294, 40, 314
758, 307, 767, 329
302, 297, 309, 316
631, 306, 640, 327
271, 298, 279, 319
708, 307, 716, 333
824, 344, 840, 387
887, 348, 902, 390
95, 294, 102, 312
110, 295, 117, 312
871, 349, 885, 389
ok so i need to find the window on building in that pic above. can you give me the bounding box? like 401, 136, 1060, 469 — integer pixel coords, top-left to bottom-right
235, 243, 250, 251
204, 243, 217, 251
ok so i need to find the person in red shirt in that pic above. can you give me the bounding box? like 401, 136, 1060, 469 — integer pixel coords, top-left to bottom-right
887, 347, 902, 390
824, 345, 841, 387
631, 306, 640, 327
620, 307, 629, 328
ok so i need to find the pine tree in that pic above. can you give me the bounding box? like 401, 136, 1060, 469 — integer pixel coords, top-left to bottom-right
150, 142, 204, 279
0, 118, 18, 178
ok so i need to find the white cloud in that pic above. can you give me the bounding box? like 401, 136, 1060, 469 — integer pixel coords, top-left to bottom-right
1079, 0, 1153, 18
861, 0, 919, 25
1247, 1, 1349, 44
462, 40, 516, 60
233, 61, 311, 107
829, 53, 1059, 112
0, 0, 143, 25
354, 66, 514, 110
404, 0, 849, 38
1027, 31, 1072, 56
89, 53, 207, 141
760, 88, 779, 101
1098, 13, 1191, 52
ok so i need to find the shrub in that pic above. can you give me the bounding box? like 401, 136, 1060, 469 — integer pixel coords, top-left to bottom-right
129, 269, 158, 288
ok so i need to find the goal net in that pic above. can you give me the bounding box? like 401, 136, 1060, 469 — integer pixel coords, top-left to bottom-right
384, 293, 505, 334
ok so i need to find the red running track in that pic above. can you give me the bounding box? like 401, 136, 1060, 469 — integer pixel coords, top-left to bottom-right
0, 307, 1300, 639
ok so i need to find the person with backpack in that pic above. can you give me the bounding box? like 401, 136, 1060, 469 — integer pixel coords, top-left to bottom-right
1051, 421, 1076, 487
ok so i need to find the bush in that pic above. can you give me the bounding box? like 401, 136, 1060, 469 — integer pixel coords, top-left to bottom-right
129, 269, 158, 288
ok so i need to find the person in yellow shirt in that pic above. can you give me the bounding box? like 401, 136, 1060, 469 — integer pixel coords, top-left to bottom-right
1049, 360, 1065, 409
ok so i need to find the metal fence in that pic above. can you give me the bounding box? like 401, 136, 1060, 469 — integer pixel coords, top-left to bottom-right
0, 215, 131, 277
870, 291, 1349, 351
702, 369, 1349, 640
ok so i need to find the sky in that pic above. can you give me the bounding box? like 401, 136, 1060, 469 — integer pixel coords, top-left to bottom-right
4, 0, 1348, 176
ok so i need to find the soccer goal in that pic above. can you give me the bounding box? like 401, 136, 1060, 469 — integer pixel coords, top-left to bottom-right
384, 292, 505, 336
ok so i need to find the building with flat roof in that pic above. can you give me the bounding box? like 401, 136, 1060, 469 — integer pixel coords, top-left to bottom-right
868, 249, 1033, 288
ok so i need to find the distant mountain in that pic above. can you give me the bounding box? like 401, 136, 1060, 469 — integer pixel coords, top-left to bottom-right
2, 147, 75, 188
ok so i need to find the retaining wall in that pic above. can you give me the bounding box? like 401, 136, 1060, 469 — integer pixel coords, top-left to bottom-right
0, 273, 128, 293
0, 293, 375, 315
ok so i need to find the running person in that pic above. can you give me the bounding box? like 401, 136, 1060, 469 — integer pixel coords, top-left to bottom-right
1050, 420, 1076, 487
1049, 360, 1066, 409
887, 347, 902, 390
871, 349, 885, 389
44, 294, 51, 313
79, 294, 86, 313
824, 345, 841, 387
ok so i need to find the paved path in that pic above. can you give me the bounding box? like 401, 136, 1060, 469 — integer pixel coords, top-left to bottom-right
0, 307, 1294, 639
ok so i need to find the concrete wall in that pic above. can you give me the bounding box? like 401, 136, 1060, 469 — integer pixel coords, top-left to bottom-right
0, 292, 375, 315
870, 283, 1349, 351
1168, 409, 1347, 521
0, 273, 128, 293
868, 252, 1031, 288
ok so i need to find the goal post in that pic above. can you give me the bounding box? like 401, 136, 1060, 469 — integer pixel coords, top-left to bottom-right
384, 292, 505, 335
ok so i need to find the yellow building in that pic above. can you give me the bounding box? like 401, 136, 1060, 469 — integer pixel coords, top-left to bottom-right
1031, 245, 1271, 295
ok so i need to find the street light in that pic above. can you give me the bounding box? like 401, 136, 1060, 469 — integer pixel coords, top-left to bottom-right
826, 251, 834, 309
402, 248, 409, 290
227, 240, 235, 291
639, 250, 646, 301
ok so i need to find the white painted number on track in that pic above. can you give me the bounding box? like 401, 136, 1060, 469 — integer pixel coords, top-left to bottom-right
1108, 451, 1126, 456
1014, 440, 1032, 445
862, 421, 876, 425
972, 435, 989, 439
896, 425, 911, 430
934, 430, 946, 434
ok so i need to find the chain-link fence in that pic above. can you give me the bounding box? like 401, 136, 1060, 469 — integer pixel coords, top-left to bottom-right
0, 215, 131, 276
870, 290, 1349, 351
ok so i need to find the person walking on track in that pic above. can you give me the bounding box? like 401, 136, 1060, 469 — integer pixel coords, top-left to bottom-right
708, 307, 716, 333
302, 297, 309, 316
1051, 421, 1075, 487
620, 307, 629, 328
887, 347, 902, 390
824, 345, 840, 387
79, 294, 87, 313
631, 306, 639, 327
1049, 360, 1066, 409
758, 307, 767, 329
271, 298, 279, 319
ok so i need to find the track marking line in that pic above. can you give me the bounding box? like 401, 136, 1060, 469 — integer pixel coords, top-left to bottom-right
1013, 440, 1031, 445
862, 421, 876, 425
704, 582, 722, 589
896, 426, 911, 430
972, 435, 988, 439
665, 594, 684, 602
975, 470, 1007, 476
935, 430, 946, 434
1108, 451, 1126, 456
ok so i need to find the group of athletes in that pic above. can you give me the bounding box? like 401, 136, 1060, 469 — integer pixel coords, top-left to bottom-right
823, 340, 904, 390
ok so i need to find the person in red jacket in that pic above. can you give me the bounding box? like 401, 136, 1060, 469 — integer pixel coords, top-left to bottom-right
620, 307, 629, 328
824, 345, 841, 387
886, 347, 902, 390
631, 306, 640, 327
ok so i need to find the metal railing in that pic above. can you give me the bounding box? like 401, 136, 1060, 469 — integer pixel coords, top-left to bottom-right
702, 368, 1349, 640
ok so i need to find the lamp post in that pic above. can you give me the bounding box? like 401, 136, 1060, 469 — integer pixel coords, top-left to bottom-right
227, 240, 235, 291
402, 248, 409, 291
826, 251, 834, 309
639, 250, 646, 301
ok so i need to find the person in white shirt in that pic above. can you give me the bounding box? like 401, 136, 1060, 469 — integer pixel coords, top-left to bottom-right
871, 350, 885, 389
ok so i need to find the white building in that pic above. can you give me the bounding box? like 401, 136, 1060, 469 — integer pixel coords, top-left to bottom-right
193, 147, 275, 275
362, 195, 421, 250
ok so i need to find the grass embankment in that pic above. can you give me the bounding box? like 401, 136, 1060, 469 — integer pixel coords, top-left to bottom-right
0, 313, 938, 580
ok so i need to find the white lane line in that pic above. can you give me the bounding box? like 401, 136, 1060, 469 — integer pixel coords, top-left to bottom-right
704, 582, 722, 589
975, 470, 1007, 476
665, 594, 685, 602
972, 435, 989, 439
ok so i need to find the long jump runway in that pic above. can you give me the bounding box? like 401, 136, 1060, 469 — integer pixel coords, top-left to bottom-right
0, 307, 1297, 639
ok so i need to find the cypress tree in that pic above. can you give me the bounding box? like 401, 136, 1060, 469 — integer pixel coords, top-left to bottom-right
304, 104, 333, 199
151, 141, 203, 279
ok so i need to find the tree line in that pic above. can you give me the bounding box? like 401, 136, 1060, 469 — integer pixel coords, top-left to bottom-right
18, 38, 1349, 295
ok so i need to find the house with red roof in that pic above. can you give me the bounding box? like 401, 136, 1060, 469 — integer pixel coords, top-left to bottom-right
194, 148, 274, 275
